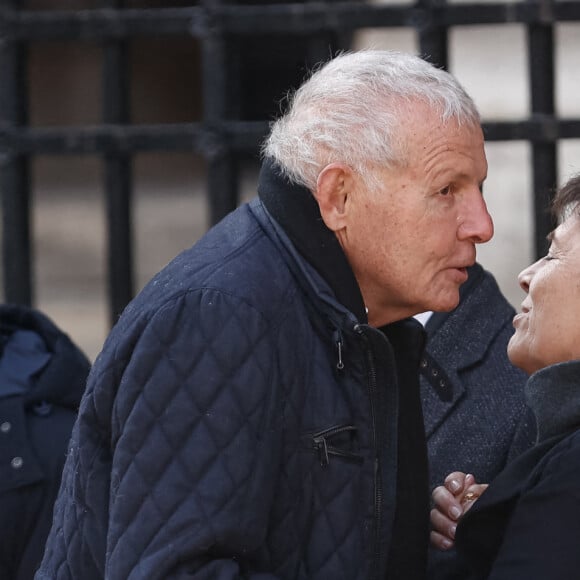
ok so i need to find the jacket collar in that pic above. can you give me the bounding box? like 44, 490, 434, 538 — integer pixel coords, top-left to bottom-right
257, 158, 367, 322
526, 359, 580, 443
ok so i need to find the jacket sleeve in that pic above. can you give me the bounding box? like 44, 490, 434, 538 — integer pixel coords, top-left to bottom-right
487, 437, 580, 580
105, 288, 286, 579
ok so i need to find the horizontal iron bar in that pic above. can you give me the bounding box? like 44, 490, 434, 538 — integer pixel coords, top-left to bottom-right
0, 2, 579, 41
0, 121, 269, 154
0, 118, 578, 156
221, 2, 580, 32
484, 117, 580, 141
0, 7, 206, 40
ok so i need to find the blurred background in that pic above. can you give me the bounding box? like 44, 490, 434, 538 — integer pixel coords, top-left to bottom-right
1, 0, 579, 360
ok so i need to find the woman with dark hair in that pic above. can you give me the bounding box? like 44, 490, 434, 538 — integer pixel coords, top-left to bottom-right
430, 173, 580, 579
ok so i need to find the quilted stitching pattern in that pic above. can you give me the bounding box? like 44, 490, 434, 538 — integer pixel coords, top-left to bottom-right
37, 204, 382, 580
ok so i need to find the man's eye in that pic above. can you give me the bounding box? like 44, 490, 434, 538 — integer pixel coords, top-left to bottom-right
543, 254, 555, 261
439, 185, 452, 196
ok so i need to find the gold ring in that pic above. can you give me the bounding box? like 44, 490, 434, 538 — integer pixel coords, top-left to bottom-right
463, 491, 478, 502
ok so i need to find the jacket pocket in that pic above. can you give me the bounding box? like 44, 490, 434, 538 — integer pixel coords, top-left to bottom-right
303, 424, 364, 468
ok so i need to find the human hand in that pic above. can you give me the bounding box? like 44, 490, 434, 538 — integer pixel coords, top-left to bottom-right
430, 472, 488, 550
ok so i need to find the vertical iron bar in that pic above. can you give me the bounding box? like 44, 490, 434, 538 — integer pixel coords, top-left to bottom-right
101, 0, 134, 325
202, 0, 238, 226
304, 0, 340, 63
527, 2, 557, 258
417, 0, 448, 69
0, 0, 32, 305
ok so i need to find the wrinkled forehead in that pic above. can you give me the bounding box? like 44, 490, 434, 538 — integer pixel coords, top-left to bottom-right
548, 213, 580, 250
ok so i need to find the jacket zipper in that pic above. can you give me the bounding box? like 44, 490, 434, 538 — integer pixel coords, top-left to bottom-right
355, 324, 382, 580
310, 424, 363, 467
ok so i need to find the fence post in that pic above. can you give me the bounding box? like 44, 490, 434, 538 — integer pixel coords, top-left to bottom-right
0, 0, 32, 305
201, 0, 238, 227
417, 0, 448, 69
102, 0, 134, 323
527, 1, 557, 258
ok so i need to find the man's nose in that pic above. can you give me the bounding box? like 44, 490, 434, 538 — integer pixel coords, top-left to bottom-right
458, 193, 494, 244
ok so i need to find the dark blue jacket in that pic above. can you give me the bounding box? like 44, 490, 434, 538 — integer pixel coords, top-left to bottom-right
420, 264, 536, 580
0, 305, 90, 580
37, 161, 430, 580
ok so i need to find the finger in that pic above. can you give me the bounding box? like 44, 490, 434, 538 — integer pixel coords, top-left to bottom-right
444, 471, 467, 495
461, 483, 489, 513
431, 485, 451, 507
430, 530, 454, 551
460, 491, 479, 513
432, 486, 463, 520
465, 483, 488, 496
430, 508, 458, 540
461, 483, 489, 502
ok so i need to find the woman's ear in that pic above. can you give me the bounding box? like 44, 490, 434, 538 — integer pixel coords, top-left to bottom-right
314, 163, 355, 232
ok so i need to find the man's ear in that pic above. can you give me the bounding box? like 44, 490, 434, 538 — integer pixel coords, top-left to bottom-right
313, 163, 355, 232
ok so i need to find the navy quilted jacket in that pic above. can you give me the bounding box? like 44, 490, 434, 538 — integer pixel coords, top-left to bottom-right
37, 161, 429, 580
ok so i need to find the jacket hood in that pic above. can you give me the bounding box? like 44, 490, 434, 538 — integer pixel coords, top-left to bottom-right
0, 304, 90, 410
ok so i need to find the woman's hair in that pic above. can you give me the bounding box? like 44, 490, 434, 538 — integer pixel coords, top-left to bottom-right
262, 49, 481, 192
553, 173, 580, 221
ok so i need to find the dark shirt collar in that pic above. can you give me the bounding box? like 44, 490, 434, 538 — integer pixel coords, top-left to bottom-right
258, 157, 367, 322
0, 330, 51, 398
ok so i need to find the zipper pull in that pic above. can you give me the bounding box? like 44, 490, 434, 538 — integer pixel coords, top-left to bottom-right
333, 330, 344, 370
313, 434, 330, 467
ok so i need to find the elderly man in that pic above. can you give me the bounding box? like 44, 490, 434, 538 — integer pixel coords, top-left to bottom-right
37, 50, 493, 580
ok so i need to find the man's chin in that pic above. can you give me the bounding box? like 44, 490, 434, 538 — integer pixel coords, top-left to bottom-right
428, 292, 461, 314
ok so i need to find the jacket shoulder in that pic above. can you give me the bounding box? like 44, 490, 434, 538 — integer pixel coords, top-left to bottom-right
121, 203, 299, 331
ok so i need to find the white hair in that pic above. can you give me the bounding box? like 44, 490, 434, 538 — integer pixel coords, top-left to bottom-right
262, 50, 481, 192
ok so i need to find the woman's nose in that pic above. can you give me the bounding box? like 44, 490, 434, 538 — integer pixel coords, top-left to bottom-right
518, 261, 538, 294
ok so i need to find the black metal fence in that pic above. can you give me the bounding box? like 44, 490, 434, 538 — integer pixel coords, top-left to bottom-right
1, 0, 579, 327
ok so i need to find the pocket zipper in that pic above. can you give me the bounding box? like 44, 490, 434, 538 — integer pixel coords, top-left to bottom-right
310, 424, 364, 467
